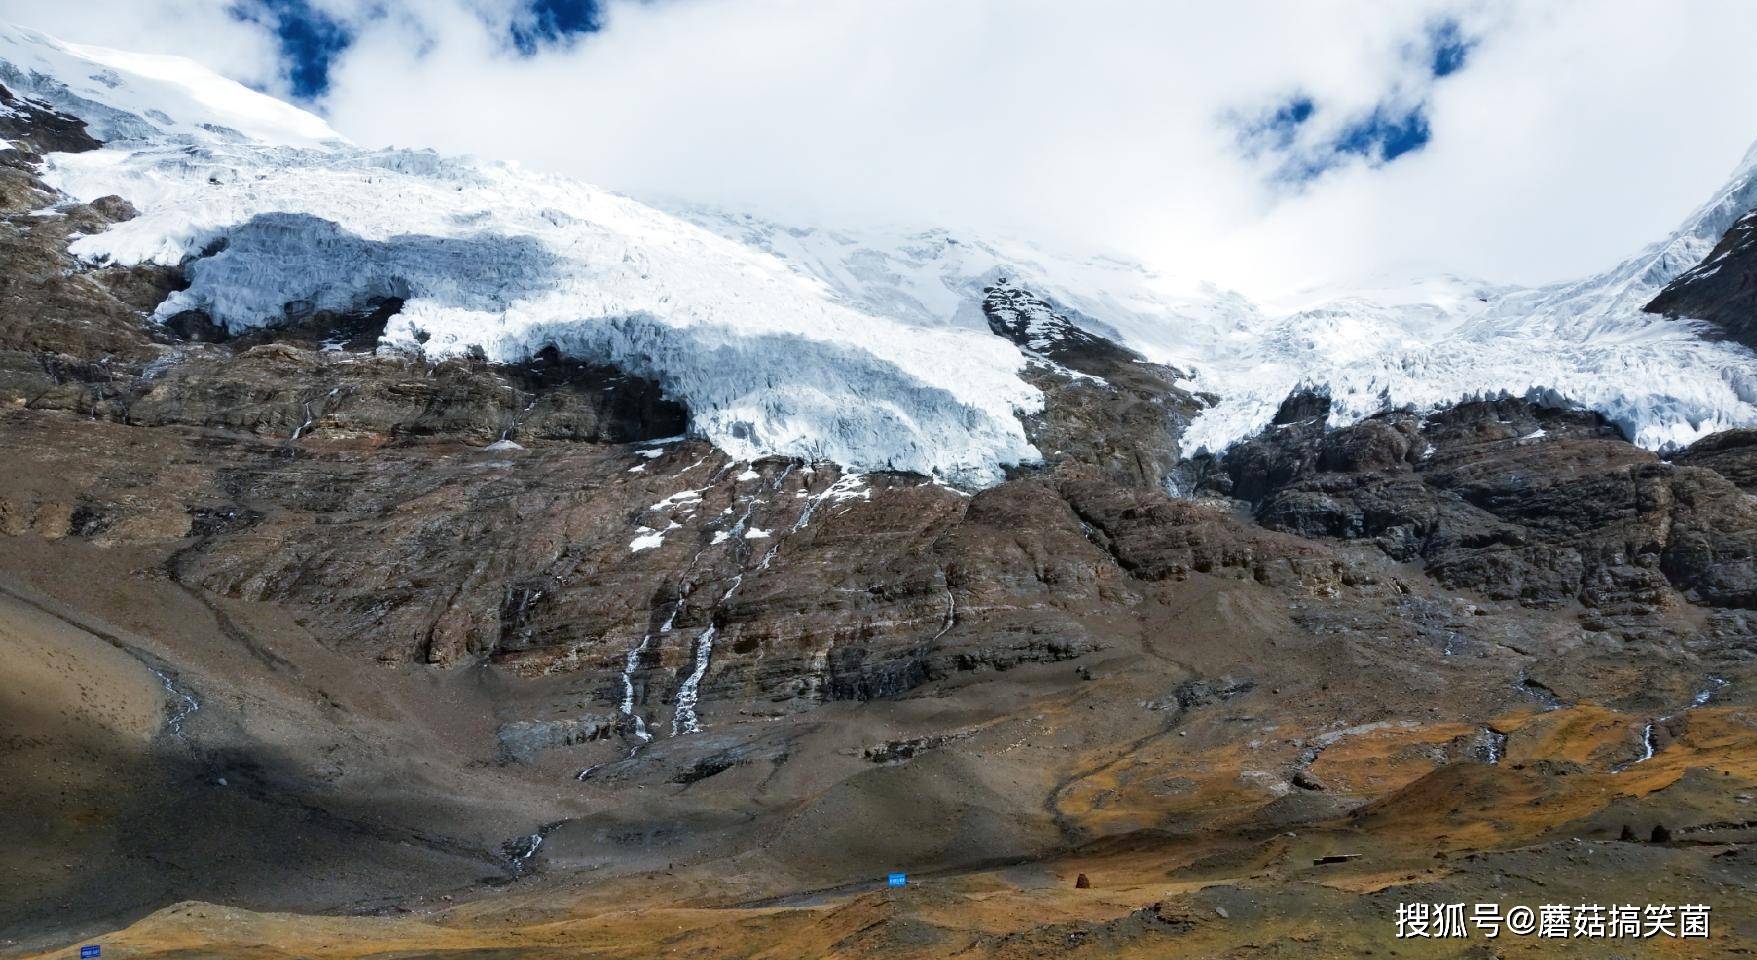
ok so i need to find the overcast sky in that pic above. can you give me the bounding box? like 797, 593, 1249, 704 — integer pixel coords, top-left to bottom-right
11, 0, 1757, 298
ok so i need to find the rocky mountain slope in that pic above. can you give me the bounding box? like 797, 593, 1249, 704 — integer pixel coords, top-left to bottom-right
3, 24, 1757, 960
674, 152, 1757, 456
1647, 205, 1757, 350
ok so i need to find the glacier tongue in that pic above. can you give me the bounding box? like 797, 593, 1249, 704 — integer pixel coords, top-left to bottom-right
9, 28, 1042, 485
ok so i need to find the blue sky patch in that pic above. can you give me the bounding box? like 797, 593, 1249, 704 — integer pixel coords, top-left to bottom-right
511, 0, 605, 54
1233, 18, 1479, 185
1427, 19, 1474, 78
1237, 95, 1317, 158
232, 0, 607, 101
1334, 105, 1431, 164
231, 0, 352, 100
1258, 100, 1435, 184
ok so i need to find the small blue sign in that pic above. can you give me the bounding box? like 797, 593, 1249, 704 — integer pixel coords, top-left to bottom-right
887, 872, 907, 888
80, 947, 101, 959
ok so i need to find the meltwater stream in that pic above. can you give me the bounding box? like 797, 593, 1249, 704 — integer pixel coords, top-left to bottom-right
1622, 676, 1730, 771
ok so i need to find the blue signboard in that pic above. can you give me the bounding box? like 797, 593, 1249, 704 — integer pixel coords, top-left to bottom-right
80, 947, 101, 959
887, 872, 907, 888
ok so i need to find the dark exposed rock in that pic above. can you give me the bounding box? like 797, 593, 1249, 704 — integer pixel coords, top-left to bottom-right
498, 716, 617, 763
503, 345, 689, 444
982, 278, 1144, 373
668, 738, 788, 784
984, 279, 1202, 491
864, 730, 971, 764
221, 297, 406, 353
1272, 390, 1331, 426
1671, 428, 1757, 492
0, 82, 101, 155
1645, 207, 1757, 350
162, 309, 227, 344
672, 754, 744, 784
1147, 677, 1255, 713
75, 345, 688, 447
1057, 469, 1343, 587
1206, 393, 1757, 611
825, 647, 933, 701
0, 166, 161, 399
941, 631, 1093, 674
187, 505, 262, 539
87, 194, 137, 222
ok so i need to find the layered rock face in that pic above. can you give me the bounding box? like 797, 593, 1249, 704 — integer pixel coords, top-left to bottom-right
5, 95, 1757, 960
982, 278, 1202, 492
1647, 207, 1757, 349
1203, 393, 1757, 617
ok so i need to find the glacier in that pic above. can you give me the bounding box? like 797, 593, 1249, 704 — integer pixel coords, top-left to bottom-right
675, 175, 1757, 456
1, 25, 1041, 485
7, 22, 1757, 484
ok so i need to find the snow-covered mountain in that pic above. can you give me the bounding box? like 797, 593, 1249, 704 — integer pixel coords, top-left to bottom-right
6, 22, 1757, 482
0, 25, 1040, 485
676, 177, 1757, 455
0, 25, 339, 148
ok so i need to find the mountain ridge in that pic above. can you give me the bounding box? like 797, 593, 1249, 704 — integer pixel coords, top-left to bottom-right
8, 22, 1757, 484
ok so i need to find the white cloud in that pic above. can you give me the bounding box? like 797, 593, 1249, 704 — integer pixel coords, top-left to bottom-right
10, 0, 1757, 298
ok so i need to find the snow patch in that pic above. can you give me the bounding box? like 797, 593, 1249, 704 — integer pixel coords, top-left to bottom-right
649, 489, 704, 512
629, 522, 679, 552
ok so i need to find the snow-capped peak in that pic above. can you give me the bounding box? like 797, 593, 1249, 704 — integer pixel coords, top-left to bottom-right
677, 148, 1757, 456
0, 25, 343, 149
